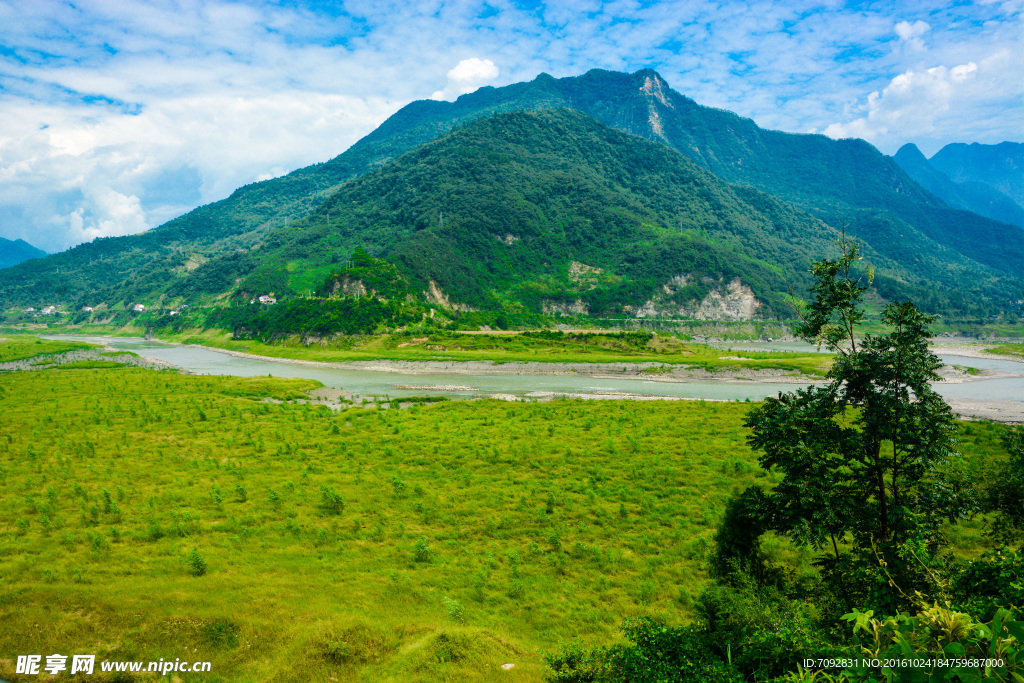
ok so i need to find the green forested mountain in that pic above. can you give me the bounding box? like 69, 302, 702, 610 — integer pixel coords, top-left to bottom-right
0, 237, 46, 271
160, 110, 1016, 322
1, 69, 1022, 318
894, 143, 1024, 228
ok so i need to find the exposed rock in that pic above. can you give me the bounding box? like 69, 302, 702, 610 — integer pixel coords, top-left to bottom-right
567, 261, 604, 289
331, 277, 367, 298
542, 299, 589, 316
424, 280, 477, 312
637, 276, 760, 321
640, 75, 673, 143
691, 278, 760, 320
499, 234, 520, 245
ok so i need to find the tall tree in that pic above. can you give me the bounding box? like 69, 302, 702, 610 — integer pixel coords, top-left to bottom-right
744, 235, 966, 607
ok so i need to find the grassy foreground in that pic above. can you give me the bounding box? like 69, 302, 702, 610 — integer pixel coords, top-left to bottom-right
0, 364, 1010, 682
159, 328, 832, 376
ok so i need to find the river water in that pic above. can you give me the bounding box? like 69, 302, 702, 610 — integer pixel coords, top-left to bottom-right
41, 335, 1024, 406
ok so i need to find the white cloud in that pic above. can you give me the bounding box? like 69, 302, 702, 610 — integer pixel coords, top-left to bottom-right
822, 49, 1019, 154
430, 58, 500, 101
0, 1, 1021, 250
895, 19, 930, 44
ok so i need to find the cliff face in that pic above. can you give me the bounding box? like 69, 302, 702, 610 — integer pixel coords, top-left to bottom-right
635, 277, 760, 321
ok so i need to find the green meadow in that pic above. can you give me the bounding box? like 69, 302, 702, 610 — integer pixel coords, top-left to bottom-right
988, 342, 1024, 359
0, 335, 98, 363
0, 359, 1012, 681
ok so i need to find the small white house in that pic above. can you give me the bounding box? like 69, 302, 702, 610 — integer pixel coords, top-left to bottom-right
133, 304, 146, 312
25, 307, 34, 312
82, 306, 94, 312
41, 306, 57, 314
170, 311, 179, 316
258, 295, 276, 304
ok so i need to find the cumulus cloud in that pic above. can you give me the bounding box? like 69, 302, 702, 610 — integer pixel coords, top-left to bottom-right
822, 49, 1019, 154
430, 58, 500, 101
0, 1, 1021, 251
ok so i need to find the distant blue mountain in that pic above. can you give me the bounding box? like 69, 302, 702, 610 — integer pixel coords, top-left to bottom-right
930, 142, 1024, 209
894, 143, 1024, 228
0, 237, 47, 270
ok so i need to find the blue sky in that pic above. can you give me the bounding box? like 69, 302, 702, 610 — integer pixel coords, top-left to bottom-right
0, 0, 1021, 252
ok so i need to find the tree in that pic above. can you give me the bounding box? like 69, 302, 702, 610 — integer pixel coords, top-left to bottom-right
744, 234, 967, 608
980, 426, 1024, 545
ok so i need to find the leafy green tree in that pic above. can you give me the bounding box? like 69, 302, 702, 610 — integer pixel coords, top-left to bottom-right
744, 235, 968, 609
978, 426, 1024, 546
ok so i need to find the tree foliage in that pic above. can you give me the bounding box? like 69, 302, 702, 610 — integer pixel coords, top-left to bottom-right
745, 237, 970, 614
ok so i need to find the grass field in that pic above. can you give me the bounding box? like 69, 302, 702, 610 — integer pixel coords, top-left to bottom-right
0, 359, 1012, 681
987, 342, 1024, 359
0, 335, 98, 362
160, 328, 832, 376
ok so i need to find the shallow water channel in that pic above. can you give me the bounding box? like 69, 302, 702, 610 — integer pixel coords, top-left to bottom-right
42, 335, 1024, 406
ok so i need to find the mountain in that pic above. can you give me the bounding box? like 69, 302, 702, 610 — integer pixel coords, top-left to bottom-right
930, 142, 1024, 208
894, 143, 1024, 228
1, 69, 1022, 318
120, 110, 1020, 326
0, 237, 46, 270
246, 108, 848, 319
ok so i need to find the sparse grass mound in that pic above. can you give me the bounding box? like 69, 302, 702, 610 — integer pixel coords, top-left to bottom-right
988, 342, 1024, 359
0, 334, 98, 362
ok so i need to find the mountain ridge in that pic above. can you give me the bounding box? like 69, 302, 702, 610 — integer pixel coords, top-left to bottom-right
1, 69, 1021, 319
894, 143, 1024, 228
0, 237, 47, 271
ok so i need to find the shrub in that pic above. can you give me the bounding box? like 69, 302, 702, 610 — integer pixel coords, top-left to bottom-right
187, 548, 208, 577
392, 477, 408, 497
319, 485, 344, 515
412, 537, 432, 563
443, 596, 465, 624
543, 617, 741, 682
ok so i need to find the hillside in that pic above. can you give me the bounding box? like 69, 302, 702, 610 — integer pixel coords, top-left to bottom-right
160, 110, 1013, 335
894, 143, 1024, 228
0, 237, 46, 270
1, 69, 1022, 318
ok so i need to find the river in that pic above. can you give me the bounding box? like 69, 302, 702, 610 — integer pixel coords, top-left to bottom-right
40, 336, 1024, 413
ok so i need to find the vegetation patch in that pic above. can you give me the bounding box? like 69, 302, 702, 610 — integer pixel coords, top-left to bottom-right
987, 342, 1024, 359
0, 335, 98, 362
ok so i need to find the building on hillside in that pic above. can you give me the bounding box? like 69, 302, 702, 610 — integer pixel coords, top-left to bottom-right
133, 304, 146, 312
25, 307, 34, 312
41, 306, 56, 314
82, 306, 94, 312
258, 295, 276, 304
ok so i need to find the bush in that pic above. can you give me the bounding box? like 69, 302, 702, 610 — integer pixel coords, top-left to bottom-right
187, 548, 207, 577
412, 537, 432, 563
543, 617, 741, 683
954, 548, 1024, 620
443, 596, 465, 624
319, 485, 344, 515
